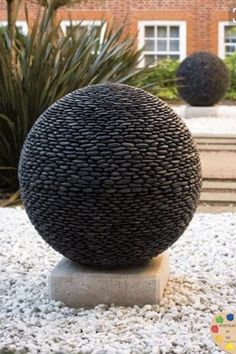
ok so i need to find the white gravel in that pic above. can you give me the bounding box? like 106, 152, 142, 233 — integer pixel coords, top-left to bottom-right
1, 208, 236, 354
171, 104, 236, 135
183, 117, 236, 135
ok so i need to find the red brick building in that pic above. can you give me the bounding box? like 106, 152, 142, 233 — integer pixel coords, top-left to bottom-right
1, 0, 236, 65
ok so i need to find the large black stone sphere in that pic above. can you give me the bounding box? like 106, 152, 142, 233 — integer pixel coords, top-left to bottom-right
19, 84, 201, 268
176, 51, 230, 106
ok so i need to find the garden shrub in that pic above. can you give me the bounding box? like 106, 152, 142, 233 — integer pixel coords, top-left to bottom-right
130, 59, 179, 100
225, 53, 236, 100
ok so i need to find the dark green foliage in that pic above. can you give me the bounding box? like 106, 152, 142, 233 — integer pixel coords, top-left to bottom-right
225, 52, 236, 100
176, 51, 230, 106
130, 59, 179, 100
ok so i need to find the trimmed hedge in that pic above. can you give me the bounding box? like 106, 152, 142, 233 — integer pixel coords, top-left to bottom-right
131, 54, 236, 104
225, 52, 236, 100
130, 59, 179, 100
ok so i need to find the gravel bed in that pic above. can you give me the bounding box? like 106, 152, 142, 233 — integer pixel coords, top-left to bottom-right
171, 104, 236, 135
1, 208, 236, 354
184, 117, 236, 135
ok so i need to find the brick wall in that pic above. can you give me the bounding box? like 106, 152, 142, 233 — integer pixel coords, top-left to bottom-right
0, 0, 234, 56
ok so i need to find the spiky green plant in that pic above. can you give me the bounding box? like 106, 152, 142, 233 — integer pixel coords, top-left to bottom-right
0, 5, 142, 193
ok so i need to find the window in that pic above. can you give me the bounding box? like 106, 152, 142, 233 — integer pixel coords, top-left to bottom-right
0, 20, 28, 35
138, 20, 187, 67
61, 20, 106, 42
219, 22, 236, 58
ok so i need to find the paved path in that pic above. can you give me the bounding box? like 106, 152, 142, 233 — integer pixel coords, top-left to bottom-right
195, 135, 236, 208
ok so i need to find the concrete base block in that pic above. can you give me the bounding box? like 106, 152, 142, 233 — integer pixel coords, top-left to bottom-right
48, 251, 169, 308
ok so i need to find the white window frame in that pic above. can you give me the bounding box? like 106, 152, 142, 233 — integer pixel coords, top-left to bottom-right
60, 20, 106, 42
0, 20, 28, 35
218, 21, 236, 58
137, 20, 187, 67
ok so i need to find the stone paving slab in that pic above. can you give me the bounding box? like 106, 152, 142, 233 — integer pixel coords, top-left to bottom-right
203, 180, 236, 190
201, 192, 236, 203
200, 151, 236, 179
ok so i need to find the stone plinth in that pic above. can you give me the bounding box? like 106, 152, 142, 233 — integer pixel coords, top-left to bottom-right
48, 251, 169, 308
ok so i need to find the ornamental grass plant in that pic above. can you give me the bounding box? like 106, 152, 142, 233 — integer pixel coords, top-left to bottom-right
0, 1, 142, 195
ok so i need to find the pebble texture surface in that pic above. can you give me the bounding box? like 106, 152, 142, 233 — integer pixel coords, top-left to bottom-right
1, 208, 235, 354
19, 84, 201, 268
177, 52, 230, 106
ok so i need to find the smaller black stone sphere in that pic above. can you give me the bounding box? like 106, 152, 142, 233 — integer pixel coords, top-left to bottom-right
176, 51, 230, 106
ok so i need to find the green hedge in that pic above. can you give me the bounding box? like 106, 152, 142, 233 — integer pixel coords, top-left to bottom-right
130, 59, 179, 100
225, 53, 236, 100
132, 55, 236, 102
